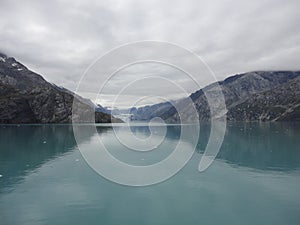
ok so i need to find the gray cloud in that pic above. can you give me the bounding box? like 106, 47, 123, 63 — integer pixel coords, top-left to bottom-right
1, 0, 300, 107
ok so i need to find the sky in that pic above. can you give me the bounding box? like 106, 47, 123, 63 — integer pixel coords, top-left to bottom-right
1, 0, 300, 108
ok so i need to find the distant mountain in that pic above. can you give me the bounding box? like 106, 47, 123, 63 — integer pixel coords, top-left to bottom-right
160, 71, 300, 122
95, 101, 177, 121
129, 101, 174, 121
96, 105, 130, 115
0, 53, 122, 123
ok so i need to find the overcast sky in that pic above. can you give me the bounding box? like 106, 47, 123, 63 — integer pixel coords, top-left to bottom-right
1, 0, 300, 108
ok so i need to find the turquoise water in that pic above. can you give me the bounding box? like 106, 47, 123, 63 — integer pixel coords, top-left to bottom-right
0, 123, 300, 225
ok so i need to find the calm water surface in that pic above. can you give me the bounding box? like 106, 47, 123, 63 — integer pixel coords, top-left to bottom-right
0, 123, 299, 225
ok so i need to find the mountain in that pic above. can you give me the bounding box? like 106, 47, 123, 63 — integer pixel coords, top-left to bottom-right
227, 76, 300, 121
129, 101, 174, 121
0, 53, 122, 123
96, 105, 130, 115
160, 71, 300, 122
95, 101, 178, 121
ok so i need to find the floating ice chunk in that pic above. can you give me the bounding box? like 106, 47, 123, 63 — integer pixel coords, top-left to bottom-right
75, 159, 79, 162
0, 174, 2, 178
43, 141, 47, 144
17, 68, 23, 71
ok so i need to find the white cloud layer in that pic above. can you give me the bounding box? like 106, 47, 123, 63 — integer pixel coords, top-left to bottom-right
1, 0, 300, 107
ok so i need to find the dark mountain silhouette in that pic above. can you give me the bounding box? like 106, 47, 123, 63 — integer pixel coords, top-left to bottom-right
0, 53, 122, 123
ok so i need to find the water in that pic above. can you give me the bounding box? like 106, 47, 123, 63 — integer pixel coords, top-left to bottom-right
0, 123, 299, 225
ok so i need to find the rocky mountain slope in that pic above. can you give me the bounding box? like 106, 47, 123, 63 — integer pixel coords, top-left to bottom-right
227, 76, 300, 121
0, 53, 122, 123
161, 71, 300, 122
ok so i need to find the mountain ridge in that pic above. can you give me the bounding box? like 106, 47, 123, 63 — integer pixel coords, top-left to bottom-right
0, 52, 122, 124
161, 71, 300, 122
125, 71, 300, 122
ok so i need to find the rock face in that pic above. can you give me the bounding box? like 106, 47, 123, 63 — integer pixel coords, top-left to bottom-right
227, 76, 300, 121
161, 71, 300, 122
0, 53, 122, 124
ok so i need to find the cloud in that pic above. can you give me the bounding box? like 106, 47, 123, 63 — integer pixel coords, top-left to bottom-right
1, 0, 300, 107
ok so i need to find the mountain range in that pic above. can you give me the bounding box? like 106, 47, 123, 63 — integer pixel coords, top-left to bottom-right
0, 53, 122, 124
1, 52, 299, 123
124, 71, 300, 122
